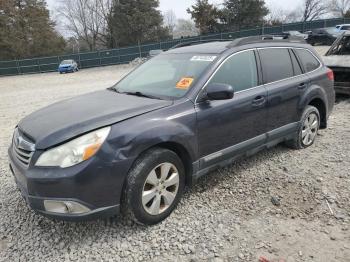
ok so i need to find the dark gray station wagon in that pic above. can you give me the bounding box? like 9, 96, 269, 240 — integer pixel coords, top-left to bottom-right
9, 36, 335, 225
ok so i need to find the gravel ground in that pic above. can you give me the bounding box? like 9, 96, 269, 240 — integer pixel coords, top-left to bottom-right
0, 50, 350, 262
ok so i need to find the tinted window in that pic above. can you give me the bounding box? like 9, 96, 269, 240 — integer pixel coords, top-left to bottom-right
209, 50, 258, 92
290, 50, 303, 76
295, 49, 320, 72
259, 48, 294, 83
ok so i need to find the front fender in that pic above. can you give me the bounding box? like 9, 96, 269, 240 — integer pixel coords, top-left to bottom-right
118, 120, 197, 161
108, 100, 197, 166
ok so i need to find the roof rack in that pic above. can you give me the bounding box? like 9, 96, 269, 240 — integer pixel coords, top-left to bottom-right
227, 35, 306, 48
170, 39, 229, 49
170, 35, 306, 50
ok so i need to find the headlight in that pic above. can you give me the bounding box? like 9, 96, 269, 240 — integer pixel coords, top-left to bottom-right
35, 127, 111, 168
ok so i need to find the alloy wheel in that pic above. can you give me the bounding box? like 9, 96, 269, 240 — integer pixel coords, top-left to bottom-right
302, 112, 319, 146
142, 163, 179, 215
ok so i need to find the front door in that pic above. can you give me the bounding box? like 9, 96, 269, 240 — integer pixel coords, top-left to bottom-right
195, 49, 268, 169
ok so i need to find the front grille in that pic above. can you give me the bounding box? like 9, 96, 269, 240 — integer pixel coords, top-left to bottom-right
13, 145, 34, 167
12, 128, 35, 168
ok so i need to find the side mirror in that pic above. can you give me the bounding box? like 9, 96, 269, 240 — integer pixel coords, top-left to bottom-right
206, 83, 234, 100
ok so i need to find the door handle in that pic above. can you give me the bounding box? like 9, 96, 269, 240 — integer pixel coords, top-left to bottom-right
298, 83, 307, 89
252, 96, 266, 106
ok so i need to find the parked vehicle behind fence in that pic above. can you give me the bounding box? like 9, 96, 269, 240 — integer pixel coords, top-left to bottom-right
9, 36, 335, 225
282, 31, 309, 40
58, 59, 79, 74
307, 28, 342, 46
335, 24, 350, 32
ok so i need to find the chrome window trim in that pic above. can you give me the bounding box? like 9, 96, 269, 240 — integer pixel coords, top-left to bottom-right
195, 46, 323, 104
195, 48, 259, 104
293, 47, 323, 72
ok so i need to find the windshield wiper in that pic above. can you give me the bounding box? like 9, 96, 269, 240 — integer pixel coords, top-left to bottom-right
119, 91, 162, 100
108, 87, 162, 100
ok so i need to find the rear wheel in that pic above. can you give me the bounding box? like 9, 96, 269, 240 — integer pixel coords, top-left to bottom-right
122, 148, 185, 225
285, 106, 320, 149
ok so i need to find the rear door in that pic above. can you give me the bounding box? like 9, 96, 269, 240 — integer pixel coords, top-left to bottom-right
258, 47, 309, 141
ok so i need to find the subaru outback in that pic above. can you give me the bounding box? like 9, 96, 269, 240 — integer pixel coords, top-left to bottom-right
8, 36, 335, 225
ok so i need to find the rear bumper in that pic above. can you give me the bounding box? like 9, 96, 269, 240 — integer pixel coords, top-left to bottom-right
334, 82, 350, 95
328, 67, 350, 95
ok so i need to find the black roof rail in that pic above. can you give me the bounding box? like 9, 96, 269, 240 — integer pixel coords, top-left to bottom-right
170, 39, 229, 49
169, 35, 306, 51
226, 35, 306, 48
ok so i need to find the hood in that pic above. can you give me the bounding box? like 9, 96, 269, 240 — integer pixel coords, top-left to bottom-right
322, 55, 350, 68
18, 90, 173, 149
59, 64, 72, 67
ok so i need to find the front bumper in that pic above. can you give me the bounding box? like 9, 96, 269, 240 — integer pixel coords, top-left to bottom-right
8, 142, 132, 221
58, 67, 74, 73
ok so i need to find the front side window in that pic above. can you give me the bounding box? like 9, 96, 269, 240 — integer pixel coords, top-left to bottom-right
114, 53, 215, 99
209, 50, 258, 92
259, 48, 294, 83
295, 49, 320, 72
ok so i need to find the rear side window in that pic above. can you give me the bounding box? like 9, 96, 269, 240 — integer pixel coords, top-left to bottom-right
209, 50, 258, 92
259, 48, 294, 83
295, 49, 320, 72
290, 50, 303, 76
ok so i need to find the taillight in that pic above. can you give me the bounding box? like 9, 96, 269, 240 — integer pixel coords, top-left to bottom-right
327, 69, 334, 81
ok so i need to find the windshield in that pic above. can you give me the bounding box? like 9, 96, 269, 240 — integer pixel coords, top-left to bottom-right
61, 60, 72, 64
113, 53, 216, 99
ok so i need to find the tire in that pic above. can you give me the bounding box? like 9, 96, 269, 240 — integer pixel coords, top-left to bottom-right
122, 148, 185, 225
285, 105, 320, 149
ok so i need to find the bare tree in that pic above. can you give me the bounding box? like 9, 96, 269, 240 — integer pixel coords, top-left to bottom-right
173, 19, 199, 39
163, 10, 177, 36
284, 10, 303, 23
330, 0, 350, 17
57, 0, 112, 51
265, 7, 289, 25
301, 0, 328, 22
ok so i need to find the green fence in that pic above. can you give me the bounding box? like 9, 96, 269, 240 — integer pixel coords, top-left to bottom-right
1, 18, 349, 77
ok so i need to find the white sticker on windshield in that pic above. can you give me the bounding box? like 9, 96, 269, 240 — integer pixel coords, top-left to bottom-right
191, 56, 217, 62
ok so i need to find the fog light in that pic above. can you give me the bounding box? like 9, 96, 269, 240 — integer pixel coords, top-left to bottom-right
44, 200, 91, 214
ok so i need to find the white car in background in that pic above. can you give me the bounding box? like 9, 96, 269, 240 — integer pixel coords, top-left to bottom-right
283, 30, 309, 40
335, 24, 350, 32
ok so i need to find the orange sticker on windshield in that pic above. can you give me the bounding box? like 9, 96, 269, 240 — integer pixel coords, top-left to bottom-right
176, 77, 194, 89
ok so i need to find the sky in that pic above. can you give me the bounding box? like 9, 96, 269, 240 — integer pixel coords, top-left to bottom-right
46, 0, 303, 20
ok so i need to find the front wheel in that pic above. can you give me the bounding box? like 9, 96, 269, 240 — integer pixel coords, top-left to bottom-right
285, 106, 320, 149
122, 148, 185, 225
